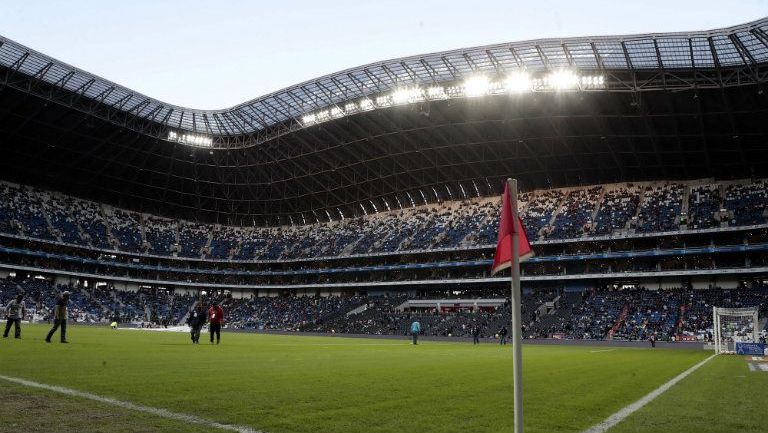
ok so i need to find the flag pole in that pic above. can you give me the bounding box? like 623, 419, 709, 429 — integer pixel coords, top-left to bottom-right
508, 178, 524, 433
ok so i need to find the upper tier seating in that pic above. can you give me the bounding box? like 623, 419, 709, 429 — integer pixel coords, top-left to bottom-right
545, 187, 602, 239
592, 186, 640, 236
0, 179, 767, 260
634, 183, 683, 233
723, 181, 768, 226
687, 185, 722, 229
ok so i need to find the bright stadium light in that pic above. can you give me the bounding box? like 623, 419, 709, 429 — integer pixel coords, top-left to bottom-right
359, 98, 374, 111
376, 95, 392, 107
391, 88, 411, 104
576, 74, 606, 89
548, 70, 579, 90
316, 110, 330, 121
392, 87, 423, 105
505, 71, 532, 93
296, 70, 604, 130
302, 113, 317, 125
463, 75, 491, 97
426, 86, 448, 100
167, 131, 213, 147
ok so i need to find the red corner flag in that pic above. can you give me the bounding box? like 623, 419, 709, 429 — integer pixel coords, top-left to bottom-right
491, 182, 534, 275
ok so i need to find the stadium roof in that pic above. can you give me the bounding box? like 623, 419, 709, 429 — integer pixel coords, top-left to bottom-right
2, 18, 768, 149
2, 18, 768, 226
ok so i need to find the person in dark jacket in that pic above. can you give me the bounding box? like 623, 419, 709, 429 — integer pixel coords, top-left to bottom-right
471, 324, 481, 345
499, 326, 509, 345
46, 291, 70, 344
186, 304, 206, 344
4, 293, 26, 339
208, 302, 224, 344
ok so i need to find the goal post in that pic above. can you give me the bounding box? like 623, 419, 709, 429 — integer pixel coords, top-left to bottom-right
712, 306, 760, 354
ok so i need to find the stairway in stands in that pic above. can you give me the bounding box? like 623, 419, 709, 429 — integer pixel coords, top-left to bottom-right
606, 304, 630, 340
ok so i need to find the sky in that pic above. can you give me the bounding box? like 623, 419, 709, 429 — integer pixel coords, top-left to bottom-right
2, 0, 766, 109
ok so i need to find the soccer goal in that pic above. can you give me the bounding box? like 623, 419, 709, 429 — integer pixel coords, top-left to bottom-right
712, 306, 760, 354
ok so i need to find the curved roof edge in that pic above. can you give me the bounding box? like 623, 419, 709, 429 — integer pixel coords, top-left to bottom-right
2, 17, 768, 147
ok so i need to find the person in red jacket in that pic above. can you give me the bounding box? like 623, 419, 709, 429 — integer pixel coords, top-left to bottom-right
207, 301, 224, 344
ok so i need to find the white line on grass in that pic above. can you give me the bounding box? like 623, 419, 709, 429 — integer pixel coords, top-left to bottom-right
581, 354, 716, 433
0, 374, 263, 433
589, 349, 617, 353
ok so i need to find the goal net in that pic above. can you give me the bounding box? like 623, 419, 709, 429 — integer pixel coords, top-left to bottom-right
712, 306, 759, 354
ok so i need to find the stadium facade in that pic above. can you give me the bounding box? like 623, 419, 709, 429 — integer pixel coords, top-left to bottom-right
1, 18, 768, 339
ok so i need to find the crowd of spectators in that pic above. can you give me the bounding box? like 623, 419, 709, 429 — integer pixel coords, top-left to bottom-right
3, 277, 766, 341
220, 294, 366, 330
723, 181, 768, 226
544, 187, 601, 239
1, 179, 767, 261
44, 194, 86, 245
144, 217, 177, 256
687, 185, 722, 229
520, 190, 562, 240
0, 277, 198, 325
70, 199, 112, 249
109, 209, 144, 253
592, 187, 640, 235
634, 183, 684, 233
178, 223, 210, 258
0, 183, 54, 240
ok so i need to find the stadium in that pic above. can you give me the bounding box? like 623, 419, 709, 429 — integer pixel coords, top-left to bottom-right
1, 8, 768, 433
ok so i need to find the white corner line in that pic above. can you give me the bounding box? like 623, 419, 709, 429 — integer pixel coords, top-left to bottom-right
581, 354, 717, 433
0, 374, 263, 433
589, 349, 617, 353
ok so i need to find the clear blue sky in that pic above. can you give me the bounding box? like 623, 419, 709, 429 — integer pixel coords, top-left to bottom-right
2, 0, 766, 109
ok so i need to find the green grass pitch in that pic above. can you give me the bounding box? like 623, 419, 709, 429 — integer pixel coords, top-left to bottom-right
0, 325, 766, 433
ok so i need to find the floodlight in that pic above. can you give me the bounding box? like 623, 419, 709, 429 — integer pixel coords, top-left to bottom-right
316, 110, 330, 121
392, 88, 411, 104
302, 114, 317, 124
330, 107, 343, 118
376, 95, 391, 107
344, 103, 357, 113
168, 131, 212, 147
359, 98, 374, 111
426, 86, 447, 99
505, 71, 531, 93
463, 76, 491, 97
548, 70, 579, 90
580, 75, 605, 88
392, 87, 423, 104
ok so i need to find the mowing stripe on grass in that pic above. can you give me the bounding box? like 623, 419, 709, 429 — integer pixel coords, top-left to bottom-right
581, 354, 716, 433
0, 374, 263, 433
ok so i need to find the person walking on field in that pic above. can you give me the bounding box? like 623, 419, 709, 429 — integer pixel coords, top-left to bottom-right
3, 293, 26, 339
187, 303, 206, 344
499, 326, 509, 345
410, 320, 421, 345
208, 302, 224, 344
46, 291, 70, 344
472, 324, 481, 345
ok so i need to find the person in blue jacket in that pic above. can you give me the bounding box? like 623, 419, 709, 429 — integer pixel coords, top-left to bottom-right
410, 320, 421, 345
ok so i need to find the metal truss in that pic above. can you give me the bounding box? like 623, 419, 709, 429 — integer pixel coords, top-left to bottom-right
2, 18, 768, 149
